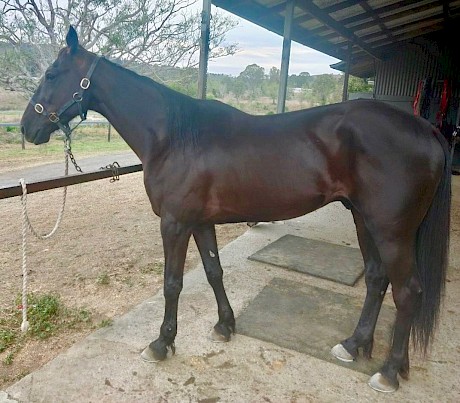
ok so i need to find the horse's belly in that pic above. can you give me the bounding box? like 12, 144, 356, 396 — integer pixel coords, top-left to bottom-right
203, 184, 328, 223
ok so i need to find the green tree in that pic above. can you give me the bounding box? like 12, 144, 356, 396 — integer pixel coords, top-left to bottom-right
311, 74, 341, 105
348, 76, 373, 93
268, 66, 280, 82
232, 77, 246, 100
207, 73, 233, 99
263, 66, 280, 104
0, 0, 237, 94
288, 71, 311, 88
238, 64, 265, 98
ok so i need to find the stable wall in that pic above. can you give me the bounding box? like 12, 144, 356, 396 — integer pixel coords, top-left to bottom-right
373, 38, 460, 127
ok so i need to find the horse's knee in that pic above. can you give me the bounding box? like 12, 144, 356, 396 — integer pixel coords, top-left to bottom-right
205, 266, 223, 285
392, 281, 420, 313
164, 280, 183, 300
365, 265, 387, 289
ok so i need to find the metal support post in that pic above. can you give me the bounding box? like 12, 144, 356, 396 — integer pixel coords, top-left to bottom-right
342, 43, 352, 102
277, 0, 295, 113
198, 0, 212, 99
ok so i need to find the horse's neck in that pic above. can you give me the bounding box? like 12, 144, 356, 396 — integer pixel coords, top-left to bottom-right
89, 60, 167, 161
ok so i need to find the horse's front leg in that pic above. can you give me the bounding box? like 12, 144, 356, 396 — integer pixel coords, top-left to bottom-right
141, 217, 192, 362
193, 224, 235, 342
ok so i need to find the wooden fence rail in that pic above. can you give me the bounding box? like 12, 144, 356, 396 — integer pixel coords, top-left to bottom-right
0, 164, 143, 200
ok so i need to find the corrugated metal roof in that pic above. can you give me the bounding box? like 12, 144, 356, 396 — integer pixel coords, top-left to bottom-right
213, 0, 460, 77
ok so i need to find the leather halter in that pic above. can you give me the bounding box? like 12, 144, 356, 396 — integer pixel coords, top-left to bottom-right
30, 56, 101, 137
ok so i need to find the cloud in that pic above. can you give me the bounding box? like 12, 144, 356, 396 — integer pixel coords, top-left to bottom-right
209, 43, 341, 76
209, 8, 341, 76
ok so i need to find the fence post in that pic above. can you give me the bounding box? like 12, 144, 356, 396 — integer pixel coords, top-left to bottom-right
22, 131, 25, 150
107, 123, 111, 142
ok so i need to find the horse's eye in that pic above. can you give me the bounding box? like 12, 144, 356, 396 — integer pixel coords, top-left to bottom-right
45, 72, 56, 81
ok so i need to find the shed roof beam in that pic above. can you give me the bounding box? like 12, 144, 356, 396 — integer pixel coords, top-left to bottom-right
296, 0, 382, 60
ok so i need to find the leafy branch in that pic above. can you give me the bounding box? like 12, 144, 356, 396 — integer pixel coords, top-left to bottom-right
0, 0, 238, 94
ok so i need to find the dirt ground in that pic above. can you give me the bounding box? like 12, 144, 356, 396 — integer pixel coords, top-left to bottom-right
0, 170, 248, 389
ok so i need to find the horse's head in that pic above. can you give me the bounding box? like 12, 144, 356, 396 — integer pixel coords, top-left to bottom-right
21, 26, 99, 144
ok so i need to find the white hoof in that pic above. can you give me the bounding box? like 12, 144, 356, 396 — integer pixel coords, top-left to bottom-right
209, 328, 230, 343
331, 343, 354, 362
368, 372, 398, 393
140, 346, 161, 363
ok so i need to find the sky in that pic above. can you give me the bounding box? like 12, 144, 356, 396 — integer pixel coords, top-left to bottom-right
206, 5, 341, 77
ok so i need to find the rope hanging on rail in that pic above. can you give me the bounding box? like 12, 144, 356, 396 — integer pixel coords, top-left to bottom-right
19, 138, 71, 332
18, 133, 123, 332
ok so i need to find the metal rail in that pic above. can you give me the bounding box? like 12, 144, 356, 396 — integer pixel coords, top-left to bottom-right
0, 164, 143, 200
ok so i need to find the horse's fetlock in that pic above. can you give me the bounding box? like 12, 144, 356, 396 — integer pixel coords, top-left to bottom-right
160, 322, 177, 340
219, 307, 235, 323
362, 338, 374, 359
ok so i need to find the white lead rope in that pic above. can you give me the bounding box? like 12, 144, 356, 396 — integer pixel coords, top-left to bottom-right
19, 142, 70, 332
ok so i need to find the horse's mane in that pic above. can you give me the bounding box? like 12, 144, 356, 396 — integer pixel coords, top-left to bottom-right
107, 58, 200, 150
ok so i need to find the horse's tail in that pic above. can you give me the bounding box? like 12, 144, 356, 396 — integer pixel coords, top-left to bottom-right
412, 128, 451, 353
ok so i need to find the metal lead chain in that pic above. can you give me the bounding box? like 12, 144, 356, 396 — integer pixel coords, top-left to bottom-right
100, 161, 120, 182
65, 137, 83, 173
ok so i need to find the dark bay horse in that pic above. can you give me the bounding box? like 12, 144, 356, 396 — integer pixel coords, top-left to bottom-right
21, 27, 451, 393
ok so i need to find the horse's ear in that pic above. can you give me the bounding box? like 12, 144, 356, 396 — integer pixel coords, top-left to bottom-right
66, 26, 79, 53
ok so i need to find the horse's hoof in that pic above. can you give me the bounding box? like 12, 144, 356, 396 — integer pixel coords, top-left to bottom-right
331, 343, 354, 362
368, 372, 399, 393
140, 346, 163, 363
210, 328, 231, 343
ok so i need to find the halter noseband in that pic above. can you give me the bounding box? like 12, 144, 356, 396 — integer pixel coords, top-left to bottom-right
30, 56, 101, 137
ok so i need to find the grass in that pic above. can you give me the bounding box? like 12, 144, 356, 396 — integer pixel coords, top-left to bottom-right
96, 272, 110, 285
98, 319, 113, 328
0, 293, 92, 364
140, 261, 164, 275
0, 124, 130, 171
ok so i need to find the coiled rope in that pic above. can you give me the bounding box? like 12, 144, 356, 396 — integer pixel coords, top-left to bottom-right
19, 139, 71, 332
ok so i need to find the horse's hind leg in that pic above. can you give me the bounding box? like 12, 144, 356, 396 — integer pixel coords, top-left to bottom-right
332, 210, 389, 362
368, 235, 421, 392
141, 217, 193, 362
193, 224, 235, 341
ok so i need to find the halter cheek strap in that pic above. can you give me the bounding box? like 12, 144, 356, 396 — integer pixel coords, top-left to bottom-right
30, 56, 101, 137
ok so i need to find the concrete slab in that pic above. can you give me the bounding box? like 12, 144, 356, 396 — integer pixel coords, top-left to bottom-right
248, 234, 364, 285
3, 203, 460, 402
0, 391, 16, 403
237, 277, 395, 375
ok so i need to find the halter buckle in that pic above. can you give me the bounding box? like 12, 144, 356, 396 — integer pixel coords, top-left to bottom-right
48, 113, 60, 123
80, 78, 90, 90
73, 92, 83, 102
34, 103, 44, 114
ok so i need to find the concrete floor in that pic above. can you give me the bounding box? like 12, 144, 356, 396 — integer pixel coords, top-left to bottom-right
1, 202, 459, 403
